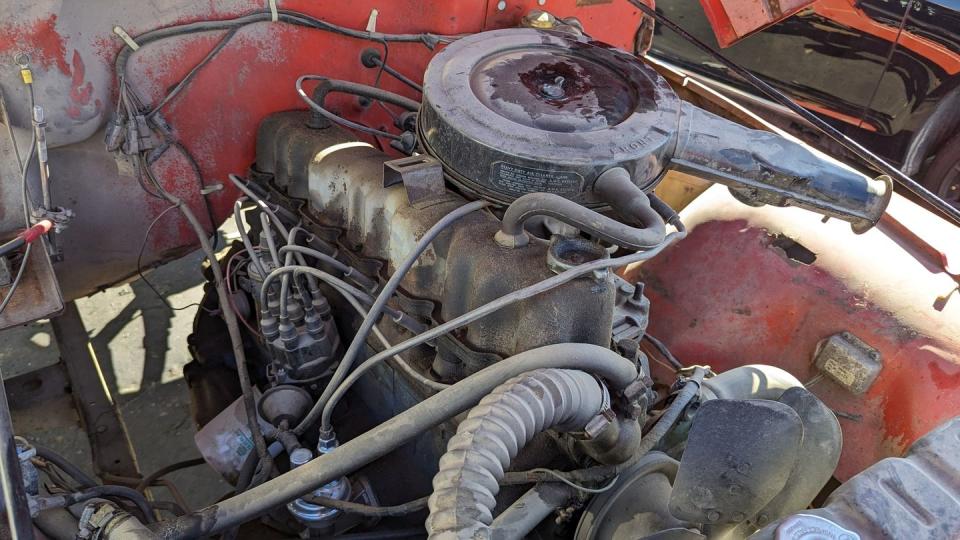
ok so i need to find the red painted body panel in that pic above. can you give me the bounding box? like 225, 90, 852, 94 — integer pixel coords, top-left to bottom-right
697, 0, 816, 47
635, 186, 960, 480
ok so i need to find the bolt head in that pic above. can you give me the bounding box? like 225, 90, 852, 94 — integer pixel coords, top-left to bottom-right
706, 510, 721, 522
497, 0, 507, 10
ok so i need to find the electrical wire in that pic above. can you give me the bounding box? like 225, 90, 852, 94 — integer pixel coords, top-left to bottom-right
32, 445, 98, 489
138, 155, 275, 488
642, 333, 683, 370
318, 228, 687, 433
524, 468, 620, 494
0, 243, 31, 315
297, 199, 490, 436
18, 132, 37, 226
169, 141, 220, 245
225, 251, 262, 337
114, 9, 458, 85
334, 281, 448, 392
303, 494, 429, 517
56, 485, 156, 523
148, 28, 240, 117
233, 199, 267, 278
366, 44, 423, 94
135, 204, 207, 312
135, 457, 206, 493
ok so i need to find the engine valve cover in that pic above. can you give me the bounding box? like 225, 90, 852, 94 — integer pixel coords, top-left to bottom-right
419, 28, 680, 205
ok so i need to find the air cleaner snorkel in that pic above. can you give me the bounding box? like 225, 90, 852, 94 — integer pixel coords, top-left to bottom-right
672, 103, 892, 233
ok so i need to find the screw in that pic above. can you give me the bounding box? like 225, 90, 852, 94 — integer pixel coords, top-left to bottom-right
538, 0, 547, 4
497, 0, 507, 10
733, 512, 746, 522
736, 462, 751, 474
706, 510, 721, 522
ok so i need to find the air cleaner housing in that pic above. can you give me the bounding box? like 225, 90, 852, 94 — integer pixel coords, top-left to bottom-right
419, 28, 680, 206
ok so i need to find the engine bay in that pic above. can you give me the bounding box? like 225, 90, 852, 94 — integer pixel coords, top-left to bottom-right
1, 3, 960, 539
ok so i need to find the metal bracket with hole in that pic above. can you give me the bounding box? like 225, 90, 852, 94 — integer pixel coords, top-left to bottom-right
383, 155, 447, 208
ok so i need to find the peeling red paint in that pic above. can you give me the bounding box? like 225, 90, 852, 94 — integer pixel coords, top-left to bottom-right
0, 14, 70, 75
66, 51, 95, 119
641, 207, 960, 481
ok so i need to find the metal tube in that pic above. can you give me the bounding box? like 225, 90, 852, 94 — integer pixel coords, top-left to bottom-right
31, 106, 50, 211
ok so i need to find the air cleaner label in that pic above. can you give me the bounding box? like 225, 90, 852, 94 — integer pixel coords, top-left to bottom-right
490, 162, 583, 196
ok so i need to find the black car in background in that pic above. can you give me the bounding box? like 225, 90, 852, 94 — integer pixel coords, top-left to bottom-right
647, 0, 960, 206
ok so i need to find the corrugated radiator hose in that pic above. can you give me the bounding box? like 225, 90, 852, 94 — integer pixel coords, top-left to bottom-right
426, 369, 609, 539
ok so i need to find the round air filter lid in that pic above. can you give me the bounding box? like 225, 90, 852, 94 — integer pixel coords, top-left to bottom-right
419, 28, 680, 205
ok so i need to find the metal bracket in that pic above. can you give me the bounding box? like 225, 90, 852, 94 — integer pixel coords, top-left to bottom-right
382, 155, 447, 208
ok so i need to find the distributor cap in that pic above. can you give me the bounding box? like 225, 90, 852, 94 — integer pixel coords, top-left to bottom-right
419, 28, 680, 206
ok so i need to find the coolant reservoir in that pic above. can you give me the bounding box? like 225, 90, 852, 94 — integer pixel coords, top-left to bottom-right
751, 416, 960, 539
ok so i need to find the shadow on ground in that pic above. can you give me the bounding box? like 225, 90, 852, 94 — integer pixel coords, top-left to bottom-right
1, 235, 232, 511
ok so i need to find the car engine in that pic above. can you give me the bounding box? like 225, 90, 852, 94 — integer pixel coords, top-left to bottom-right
171, 26, 897, 539
4, 5, 960, 540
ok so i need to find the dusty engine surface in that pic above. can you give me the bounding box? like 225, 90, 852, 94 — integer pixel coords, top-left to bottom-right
168, 27, 910, 540
7, 11, 960, 540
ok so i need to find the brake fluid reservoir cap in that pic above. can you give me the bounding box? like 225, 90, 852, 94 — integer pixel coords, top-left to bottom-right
775, 514, 860, 540
419, 28, 680, 205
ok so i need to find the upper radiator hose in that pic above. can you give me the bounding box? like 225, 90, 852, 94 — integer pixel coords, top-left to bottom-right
426, 369, 608, 540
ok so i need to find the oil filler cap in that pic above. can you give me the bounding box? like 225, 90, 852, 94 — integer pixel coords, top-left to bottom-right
419, 28, 680, 205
